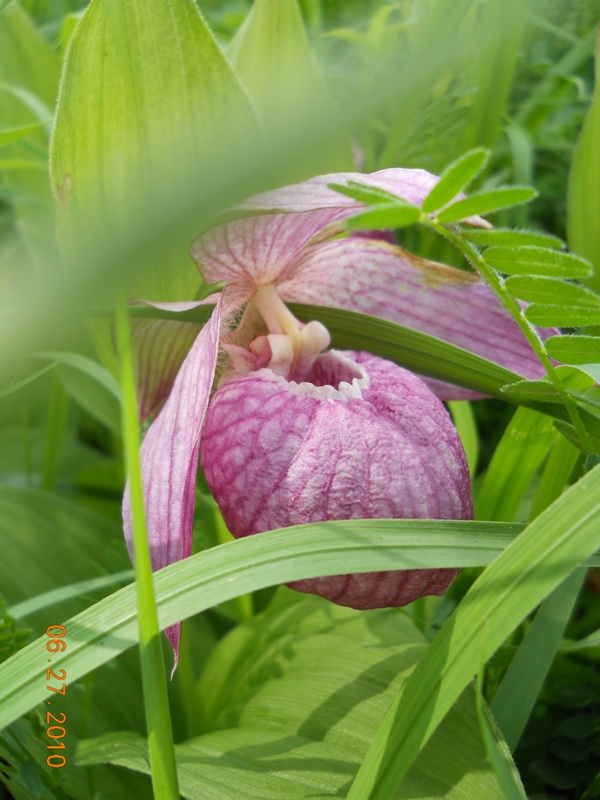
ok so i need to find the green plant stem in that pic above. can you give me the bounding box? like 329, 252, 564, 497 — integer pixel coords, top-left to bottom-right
429, 219, 595, 455
115, 298, 179, 800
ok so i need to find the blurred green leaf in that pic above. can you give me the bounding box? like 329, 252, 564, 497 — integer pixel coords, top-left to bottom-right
421, 148, 490, 213
229, 0, 350, 174
485, 246, 593, 278
77, 599, 515, 800
0, 121, 48, 148
568, 30, 600, 288
50, 0, 261, 301
436, 187, 537, 223
505, 275, 600, 306
36, 351, 121, 434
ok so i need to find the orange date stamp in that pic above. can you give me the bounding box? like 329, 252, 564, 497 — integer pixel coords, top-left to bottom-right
45, 625, 67, 768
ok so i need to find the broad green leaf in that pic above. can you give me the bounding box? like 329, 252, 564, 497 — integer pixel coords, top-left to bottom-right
545, 335, 600, 365
421, 148, 490, 213
501, 366, 596, 406
35, 351, 121, 434
485, 246, 593, 278
568, 32, 600, 288
345, 202, 421, 231
436, 187, 537, 223
525, 304, 600, 327
475, 407, 557, 522
346, 463, 600, 800
229, 0, 350, 174
505, 275, 600, 307
464, 227, 565, 249
490, 571, 584, 751
78, 599, 516, 800
50, 0, 260, 301
0, 518, 549, 732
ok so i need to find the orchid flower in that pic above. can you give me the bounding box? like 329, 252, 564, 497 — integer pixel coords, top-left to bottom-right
123, 168, 550, 665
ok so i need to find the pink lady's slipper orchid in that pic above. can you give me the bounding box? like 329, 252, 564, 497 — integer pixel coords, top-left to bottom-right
123, 168, 550, 665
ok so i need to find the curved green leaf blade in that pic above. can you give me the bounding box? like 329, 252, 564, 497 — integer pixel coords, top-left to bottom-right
422, 148, 490, 213
436, 187, 537, 223
0, 518, 536, 732
347, 463, 600, 800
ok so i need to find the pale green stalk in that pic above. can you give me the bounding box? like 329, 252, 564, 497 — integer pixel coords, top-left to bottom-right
115, 298, 179, 800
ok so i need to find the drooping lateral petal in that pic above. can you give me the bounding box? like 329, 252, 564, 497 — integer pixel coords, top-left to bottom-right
190, 209, 346, 307
127, 297, 221, 424
235, 168, 491, 228
122, 298, 222, 662
278, 238, 550, 399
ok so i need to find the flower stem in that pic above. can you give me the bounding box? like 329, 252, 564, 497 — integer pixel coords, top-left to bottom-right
428, 219, 594, 456
116, 297, 180, 800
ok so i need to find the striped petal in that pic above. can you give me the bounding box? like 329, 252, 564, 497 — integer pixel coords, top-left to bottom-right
123, 298, 222, 666
278, 238, 548, 399
236, 167, 491, 228
190, 168, 489, 301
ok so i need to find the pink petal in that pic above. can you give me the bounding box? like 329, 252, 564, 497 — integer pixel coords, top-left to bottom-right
190, 210, 346, 308
123, 298, 222, 667
278, 238, 549, 400
190, 169, 489, 297
201, 349, 471, 609
236, 168, 491, 228
128, 297, 220, 424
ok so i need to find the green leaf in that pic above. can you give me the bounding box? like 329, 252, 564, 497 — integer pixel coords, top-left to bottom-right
346, 462, 600, 800
0, 518, 549, 732
229, 0, 350, 174
50, 0, 260, 302
421, 148, 490, 213
568, 32, 600, 289
436, 187, 537, 223
505, 275, 600, 307
490, 570, 584, 751
485, 246, 594, 278
448, 400, 479, 477
328, 180, 406, 206
545, 335, 600, 365
525, 305, 600, 327
77, 599, 515, 800
0, 121, 48, 148
345, 202, 421, 231
464, 227, 565, 249
35, 351, 121, 434
475, 407, 557, 522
